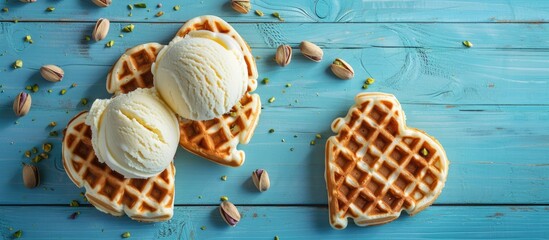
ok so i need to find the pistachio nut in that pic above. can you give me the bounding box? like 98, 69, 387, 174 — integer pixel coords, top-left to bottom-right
13, 92, 32, 117
219, 201, 241, 227
92, 18, 110, 41
299, 41, 323, 62
231, 0, 251, 14
275, 45, 292, 67
40, 65, 64, 82
19, 0, 36, 2
330, 58, 354, 80
91, 0, 112, 7
22, 163, 40, 189
252, 169, 270, 192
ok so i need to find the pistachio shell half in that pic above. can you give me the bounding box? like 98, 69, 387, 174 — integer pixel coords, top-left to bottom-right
231, 0, 251, 14
22, 163, 40, 189
275, 45, 292, 67
219, 201, 241, 227
330, 58, 354, 80
92, 18, 110, 41
40, 65, 64, 82
299, 41, 323, 62
13, 92, 32, 117
252, 169, 270, 192
91, 0, 112, 7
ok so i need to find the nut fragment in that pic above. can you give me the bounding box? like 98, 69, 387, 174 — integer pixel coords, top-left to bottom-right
252, 169, 270, 192
40, 65, 64, 82
330, 58, 354, 80
231, 0, 251, 14
13, 92, 32, 117
91, 0, 112, 7
92, 18, 110, 41
299, 41, 323, 62
219, 201, 241, 227
275, 45, 292, 67
22, 163, 40, 189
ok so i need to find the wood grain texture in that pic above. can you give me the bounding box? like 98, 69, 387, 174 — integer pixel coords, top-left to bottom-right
0, 206, 548, 239
0, 0, 548, 23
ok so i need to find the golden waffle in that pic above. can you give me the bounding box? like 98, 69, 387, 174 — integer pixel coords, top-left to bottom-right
106, 43, 163, 95
62, 111, 176, 222
175, 15, 261, 167
325, 92, 449, 229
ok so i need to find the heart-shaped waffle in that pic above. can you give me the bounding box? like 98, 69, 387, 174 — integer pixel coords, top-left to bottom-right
174, 15, 261, 167
325, 92, 449, 229
62, 111, 176, 222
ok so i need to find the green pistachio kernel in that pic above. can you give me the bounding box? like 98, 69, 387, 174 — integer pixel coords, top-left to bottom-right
365, 77, 375, 85
122, 24, 135, 32
220, 196, 229, 201
310, 140, 316, 145
134, 3, 147, 8
43, 143, 52, 153
106, 40, 114, 47
81, 98, 88, 106
221, 175, 227, 181
70, 200, 79, 207
46, 7, 55, 12
462, 40, 473, 48
32, 84, 39, 93
315, 134, 322, 139
262, 78, 269, 84
255, 10, 264, 16
420, 148, 429, 156
60, 89, 67, 95
121, 232, 131, 238
173, 5, 180, 11
268, 97, 275, 103
13, 230, 22, 238
13, 59, 23, 69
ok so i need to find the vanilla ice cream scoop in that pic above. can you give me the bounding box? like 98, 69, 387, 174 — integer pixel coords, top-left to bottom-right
86, 88, 179, 179
152, 30, 248, 120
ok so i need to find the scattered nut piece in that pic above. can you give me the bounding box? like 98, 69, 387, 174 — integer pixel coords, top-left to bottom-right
252, 169, 270, 192
275, 45, 292, 67
91, 0, 112, 7
13, 92, 31, 117
92, 18, 110, 41
22, 163, 40, 189
40, 65, 64, 82
330, 58, 354, 80
13, 59, 23, 69
219, 201, 241, 227
299, 41, 323, 62
231, 0, 251, 14
462, 40, 473, 48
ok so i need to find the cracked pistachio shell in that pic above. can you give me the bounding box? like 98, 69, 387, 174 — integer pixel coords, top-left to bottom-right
299, 41, 323, 62
40, 65, 64, 82
91, 0, 112, 7
275, 45, 292, 67
231, 0, 251, 14
252, 169, 270, 192
330, 58, 354, 80
92, 18, 110, 41
22, 164, 40, 189
219, 201, 241, 227
13, 92, 32, 117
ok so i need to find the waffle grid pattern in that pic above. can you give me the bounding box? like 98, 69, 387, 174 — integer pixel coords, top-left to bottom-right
106, 43, 163, 94
62, 112, 175, 222
326, 93, 448, 229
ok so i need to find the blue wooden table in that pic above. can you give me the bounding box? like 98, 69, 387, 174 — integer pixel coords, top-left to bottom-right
1, 1, 548, 239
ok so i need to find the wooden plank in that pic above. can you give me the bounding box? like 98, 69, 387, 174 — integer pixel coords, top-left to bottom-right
0, 206, 547, 239
0, 0, 549, 23
0, 23, 548, 105
1, 105, 548, 205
